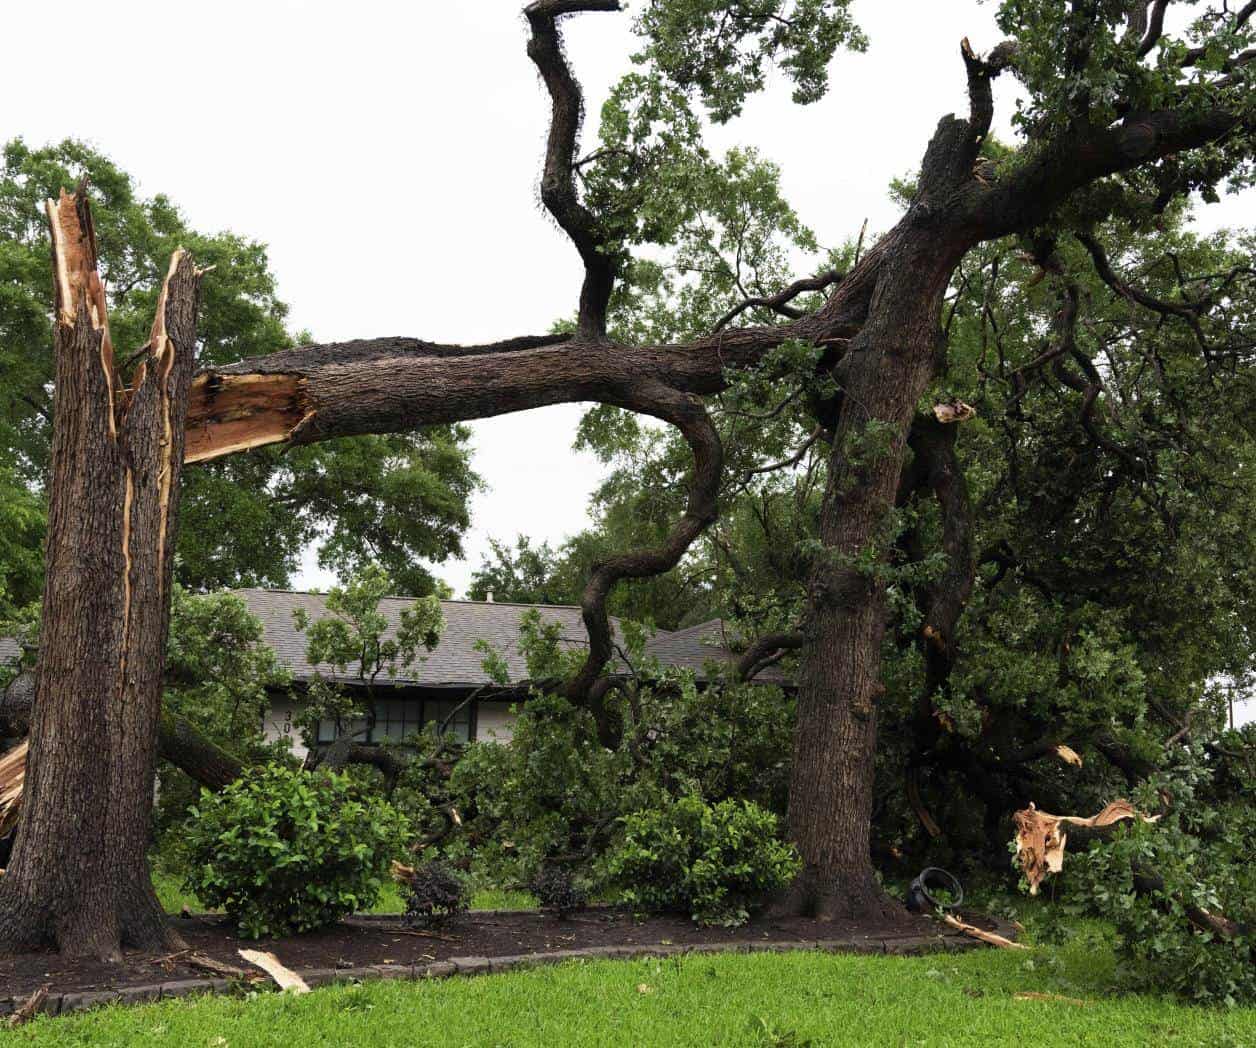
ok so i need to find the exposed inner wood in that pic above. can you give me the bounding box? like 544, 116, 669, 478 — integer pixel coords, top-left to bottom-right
0, 740, 27, 839
151, 250, 187, 580
45, 189, 119, 440
184, 372, 309, 463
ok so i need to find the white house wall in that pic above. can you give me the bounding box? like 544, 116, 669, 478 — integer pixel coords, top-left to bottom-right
262, 695, 309, 761
476, 700, 517, 743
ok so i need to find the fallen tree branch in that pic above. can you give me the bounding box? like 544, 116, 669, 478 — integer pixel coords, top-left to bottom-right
6, 985, 49, 1028
1012, 800, 1154, 895
1012, 801, 1242, 941
942, 913, 1026, 949
238, 949, 310, 993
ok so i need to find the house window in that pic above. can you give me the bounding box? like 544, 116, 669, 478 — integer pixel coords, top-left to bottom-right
315, 697, 473, 745
316, 715, 368, 744
425, 698, 472, 743
373, 697, 423, 742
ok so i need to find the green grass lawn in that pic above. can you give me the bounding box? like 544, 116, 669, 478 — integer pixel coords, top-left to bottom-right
4, 920, 1254, 1046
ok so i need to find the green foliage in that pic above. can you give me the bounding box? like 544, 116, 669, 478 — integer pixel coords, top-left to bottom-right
154, 587, 295, 833
181, 764, 410, 938
634, 0, 866, 122
293, 564, 446, 747
1066, 734, 1256, 1005
607, 794, 799, 926
446, 693, 628, 881
466, 537, 575, 605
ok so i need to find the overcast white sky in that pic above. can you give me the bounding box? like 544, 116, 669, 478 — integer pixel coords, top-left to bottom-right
2, 1, 1249, 601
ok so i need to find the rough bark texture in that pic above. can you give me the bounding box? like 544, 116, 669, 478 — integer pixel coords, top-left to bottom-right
778, 222, 968, 920
0, 190, 202, 960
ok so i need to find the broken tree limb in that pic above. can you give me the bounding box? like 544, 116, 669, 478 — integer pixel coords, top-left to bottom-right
6, 984, 49, 1028
0, 187, 204, 960
1013, 801, 1242, 941
1013, 800, 1154, 895
941, 913, 1026, 949
0, 741, 26, 840
0, 708, 245, 840
1053, 744, 1083, 767
238, 949, 310, 993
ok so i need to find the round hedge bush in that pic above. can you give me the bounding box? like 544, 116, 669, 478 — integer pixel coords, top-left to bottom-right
182, 763, 410, 938
607, 794, 800, 926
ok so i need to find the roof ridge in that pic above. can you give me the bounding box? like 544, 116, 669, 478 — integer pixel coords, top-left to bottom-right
232, 587, 583, 610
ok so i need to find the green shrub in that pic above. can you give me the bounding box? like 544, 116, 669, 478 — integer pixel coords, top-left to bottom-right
182, 763, 410, 938
607, 794, 800, 926
1065, 736, 1256, 1006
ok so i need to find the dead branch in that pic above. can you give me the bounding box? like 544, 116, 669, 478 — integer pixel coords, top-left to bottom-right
238, 949, 310, 993
942, 913, 1026, 949
6, 985, 49, 1028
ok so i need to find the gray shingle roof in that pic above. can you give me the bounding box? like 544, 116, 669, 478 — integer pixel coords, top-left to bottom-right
232, 589, 620, 688
643, 619, 790, 685
0, 593, 790, 690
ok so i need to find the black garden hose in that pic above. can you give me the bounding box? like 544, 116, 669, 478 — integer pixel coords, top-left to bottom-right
906, 867, 963, 913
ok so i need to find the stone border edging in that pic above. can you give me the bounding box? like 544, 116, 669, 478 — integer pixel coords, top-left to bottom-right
1, 921, 1013, 1021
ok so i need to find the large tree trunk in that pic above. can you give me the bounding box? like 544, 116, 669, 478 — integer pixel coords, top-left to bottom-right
778, 221, 967, 920
0, 189, 201, 960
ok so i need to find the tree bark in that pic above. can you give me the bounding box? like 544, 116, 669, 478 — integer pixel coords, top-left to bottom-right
0, 189, 202, 960
775, 124, 974, 917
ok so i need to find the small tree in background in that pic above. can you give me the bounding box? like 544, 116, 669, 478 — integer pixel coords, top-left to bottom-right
293, 564, 445, 755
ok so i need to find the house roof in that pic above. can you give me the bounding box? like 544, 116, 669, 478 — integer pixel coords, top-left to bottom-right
0, 593, 789, 690
230, 589, 788, 689
642, 618, 788, 683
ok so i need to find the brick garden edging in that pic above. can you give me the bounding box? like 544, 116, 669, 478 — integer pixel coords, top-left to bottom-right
0, 920, 1010, 1021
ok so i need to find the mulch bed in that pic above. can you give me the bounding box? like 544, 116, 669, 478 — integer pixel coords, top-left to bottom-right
0, 907, 1014, 1020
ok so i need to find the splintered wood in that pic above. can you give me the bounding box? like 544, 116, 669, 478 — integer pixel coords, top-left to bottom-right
942, 914, 1027, 950
185, 373, 310, 463
238, 949, 310, 993
0, 739, 27, 840
1013, 800, 1156, 894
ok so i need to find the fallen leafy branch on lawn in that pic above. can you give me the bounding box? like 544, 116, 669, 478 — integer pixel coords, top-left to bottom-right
1012, 800, 1156, 895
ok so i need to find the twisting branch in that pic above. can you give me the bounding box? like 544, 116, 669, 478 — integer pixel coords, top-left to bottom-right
564, 382, 722, 716
525, 0, 623, 339
1135, 0, 1170, 58
712, 269, 844, 332
736, 630, 805, 682
1076, 233, 1210, 353
1007, 283, 1081, 403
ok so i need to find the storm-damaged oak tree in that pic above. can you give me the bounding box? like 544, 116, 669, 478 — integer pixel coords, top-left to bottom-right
0, 188, 202, 957
3, 0, 1255, 956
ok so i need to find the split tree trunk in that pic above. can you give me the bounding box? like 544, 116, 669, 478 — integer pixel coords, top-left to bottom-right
0, 188, 202, 960
778, 224, 967, 921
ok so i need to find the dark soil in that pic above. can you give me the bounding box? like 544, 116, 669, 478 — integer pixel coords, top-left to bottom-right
0, 907, 1003, 1002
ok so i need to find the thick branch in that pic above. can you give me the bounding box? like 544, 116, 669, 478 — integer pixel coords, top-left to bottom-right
564, 382, 722, 704
972, 104, 1252, 239
525, 0, 622, 338
1, 677, 244, 794
961, 37, 1017, 149
736, 630, 805, 682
